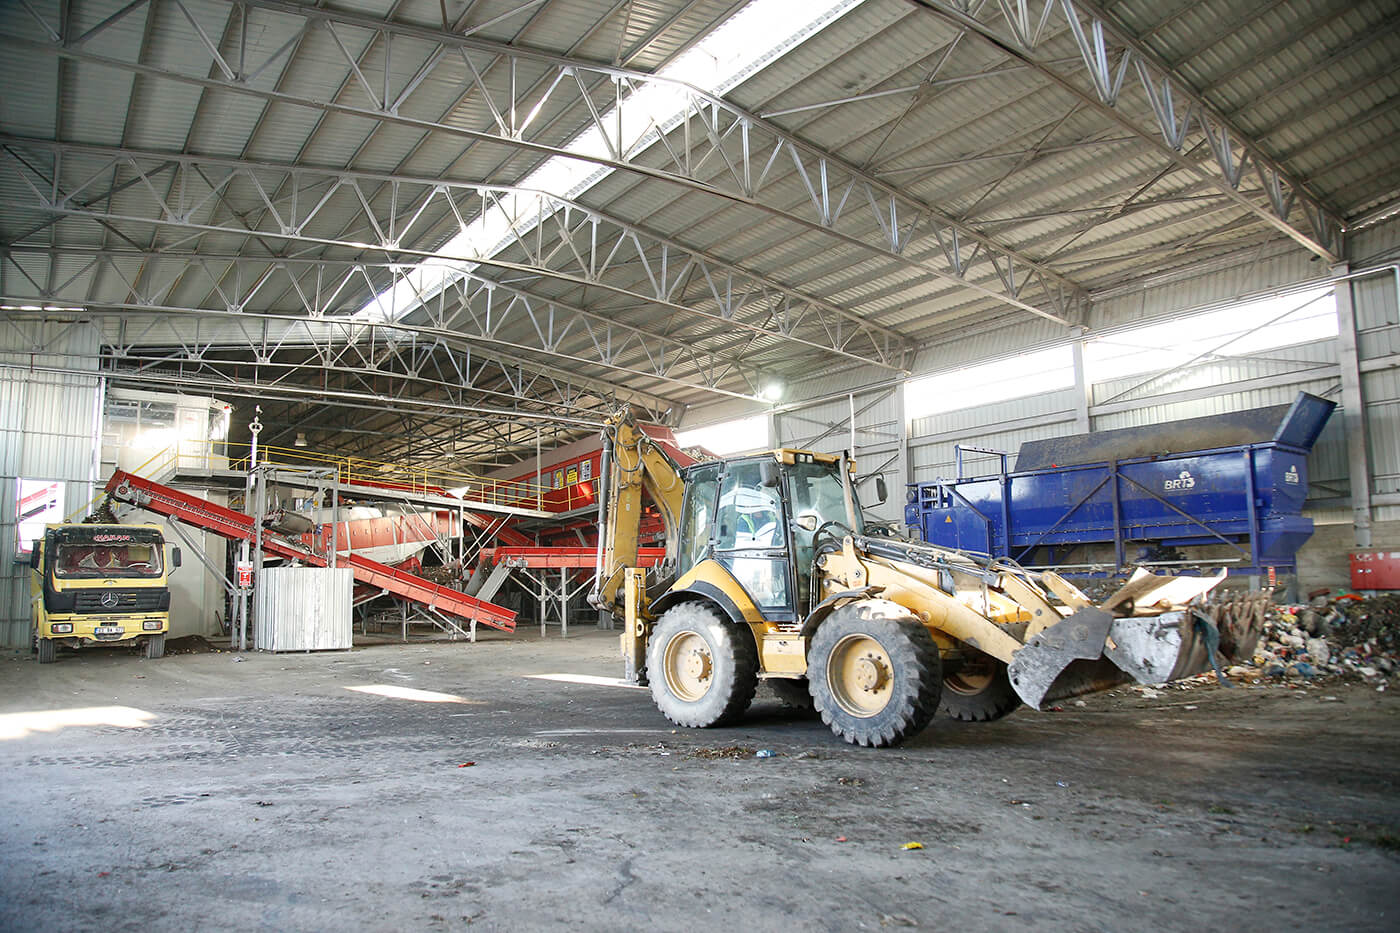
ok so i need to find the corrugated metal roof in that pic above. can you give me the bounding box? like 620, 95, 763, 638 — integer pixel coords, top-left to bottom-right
3, 0, 1399, 465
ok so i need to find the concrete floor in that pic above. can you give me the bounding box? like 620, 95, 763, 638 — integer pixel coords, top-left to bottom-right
1, 628, 1397, 932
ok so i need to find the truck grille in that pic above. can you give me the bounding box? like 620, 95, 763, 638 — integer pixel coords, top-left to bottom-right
73, 590, 166, 613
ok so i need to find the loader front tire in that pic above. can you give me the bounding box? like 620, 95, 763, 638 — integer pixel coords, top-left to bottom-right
810, 600, 941, 748
940, 652, 1021, 722
648, 602, 758, 728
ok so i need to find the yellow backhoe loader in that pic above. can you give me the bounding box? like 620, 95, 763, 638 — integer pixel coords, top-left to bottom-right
590, 411, 1260, 747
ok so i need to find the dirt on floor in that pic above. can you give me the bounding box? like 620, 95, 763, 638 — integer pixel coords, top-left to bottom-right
163, 635, 222, 655
1, 628, 1396, 931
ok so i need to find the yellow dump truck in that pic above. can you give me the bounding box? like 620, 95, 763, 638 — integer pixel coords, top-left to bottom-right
30, 523, 181, 663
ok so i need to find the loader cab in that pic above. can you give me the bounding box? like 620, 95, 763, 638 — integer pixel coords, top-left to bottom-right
675, 452, 862, 622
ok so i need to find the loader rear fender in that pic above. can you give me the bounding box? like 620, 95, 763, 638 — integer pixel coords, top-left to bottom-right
651, 582, 745, 629
650, 584, 762, 667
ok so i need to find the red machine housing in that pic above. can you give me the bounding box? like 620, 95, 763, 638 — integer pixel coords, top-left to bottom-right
1350, 550, 1400, 590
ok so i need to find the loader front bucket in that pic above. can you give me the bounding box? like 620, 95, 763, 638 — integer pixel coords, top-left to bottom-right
1097, 570, 1231, 686
1007, 607, 1115, 710
1103, 611, 1193, 685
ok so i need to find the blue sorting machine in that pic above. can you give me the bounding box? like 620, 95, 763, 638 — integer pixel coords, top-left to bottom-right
904, 393, 1336, 575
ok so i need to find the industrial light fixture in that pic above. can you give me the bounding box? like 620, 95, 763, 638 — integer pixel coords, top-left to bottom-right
760, 381, 784, 402
294, 433, 308, 447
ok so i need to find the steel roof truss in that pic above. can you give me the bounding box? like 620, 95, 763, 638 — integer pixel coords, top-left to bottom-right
906, 0, 1344, 260
1, 0, 1080, 324
0, 138, 906, 370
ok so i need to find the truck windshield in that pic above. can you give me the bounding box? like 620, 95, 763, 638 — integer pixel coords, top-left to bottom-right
54, 540, 163, 579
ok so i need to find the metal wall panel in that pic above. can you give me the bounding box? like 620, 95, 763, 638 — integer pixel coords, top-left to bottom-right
0, 322, 102, 647
1352, 268, 1400, 359
912, 388, 1077, 441
1348, 217, 1400, 265
253, 567, 353, 652
908, 322, 1067, 374
1089, 248, 1327, 333
1363, 369, 1400, 497
911, 417, 1078, 480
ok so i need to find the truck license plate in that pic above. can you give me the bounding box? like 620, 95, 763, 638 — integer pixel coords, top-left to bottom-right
94, 626, 123, 636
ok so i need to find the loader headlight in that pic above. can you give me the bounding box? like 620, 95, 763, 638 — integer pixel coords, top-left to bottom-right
50, 623, 73, 634
142, 620, 163, 631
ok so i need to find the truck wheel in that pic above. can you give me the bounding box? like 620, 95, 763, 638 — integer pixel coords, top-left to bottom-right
647, 602, 758, 728
37, 638, 56, 664
144, 634, 165, 659
809, 600, 941, 748
768, 677, 815, 713
939, 653, 1021, 722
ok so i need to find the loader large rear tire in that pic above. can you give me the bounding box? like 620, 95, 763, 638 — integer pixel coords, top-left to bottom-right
939, 653, 1021, 722
647, 602, 758, 728
809, 600, 941, 748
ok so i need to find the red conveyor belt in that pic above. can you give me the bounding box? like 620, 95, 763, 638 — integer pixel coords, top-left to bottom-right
106, 470, 515, 632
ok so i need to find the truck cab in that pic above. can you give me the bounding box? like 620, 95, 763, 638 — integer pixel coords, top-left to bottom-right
30, 523, 181, 663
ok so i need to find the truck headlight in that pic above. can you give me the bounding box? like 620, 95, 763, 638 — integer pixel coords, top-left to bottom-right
142, 620, 163, 631
51, 623, 73, 634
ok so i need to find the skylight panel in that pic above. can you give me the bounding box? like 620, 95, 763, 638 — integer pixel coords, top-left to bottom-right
676, 413, 770, 455
358, 0, 862, 322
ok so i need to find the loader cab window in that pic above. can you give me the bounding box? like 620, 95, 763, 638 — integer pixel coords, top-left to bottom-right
715, 461, 783, 550
785, 460, 862, 609
713, 459, 791, 615
678, 463, 720, 576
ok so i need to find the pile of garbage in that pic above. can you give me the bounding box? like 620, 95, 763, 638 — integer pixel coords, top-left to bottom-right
1232, 593, 1400, 688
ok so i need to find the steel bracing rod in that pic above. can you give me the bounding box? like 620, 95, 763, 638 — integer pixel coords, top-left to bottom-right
0, 281, 683, 417
904, 0, 1343, 261
26, 299, 681, 417
0, 138, 907, 369
105, 343, 596, 426
0, 244, 771, 401
255, 400, 599, 466
0, 3, 1083, 324
2, 243, 689, 414
0, 265, 764, 402
0, 149, 901, 372
3, 350, 602, 437
93, 317, 611, 424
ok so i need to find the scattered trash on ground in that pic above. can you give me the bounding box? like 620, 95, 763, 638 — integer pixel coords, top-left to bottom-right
900, 842, 923, 850
687, 745, 754, 760
456, 762, 475, 768
755, 749, 777, 759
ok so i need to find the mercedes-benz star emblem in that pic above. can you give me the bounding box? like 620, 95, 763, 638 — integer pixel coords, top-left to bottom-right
100, 591, 120, 608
